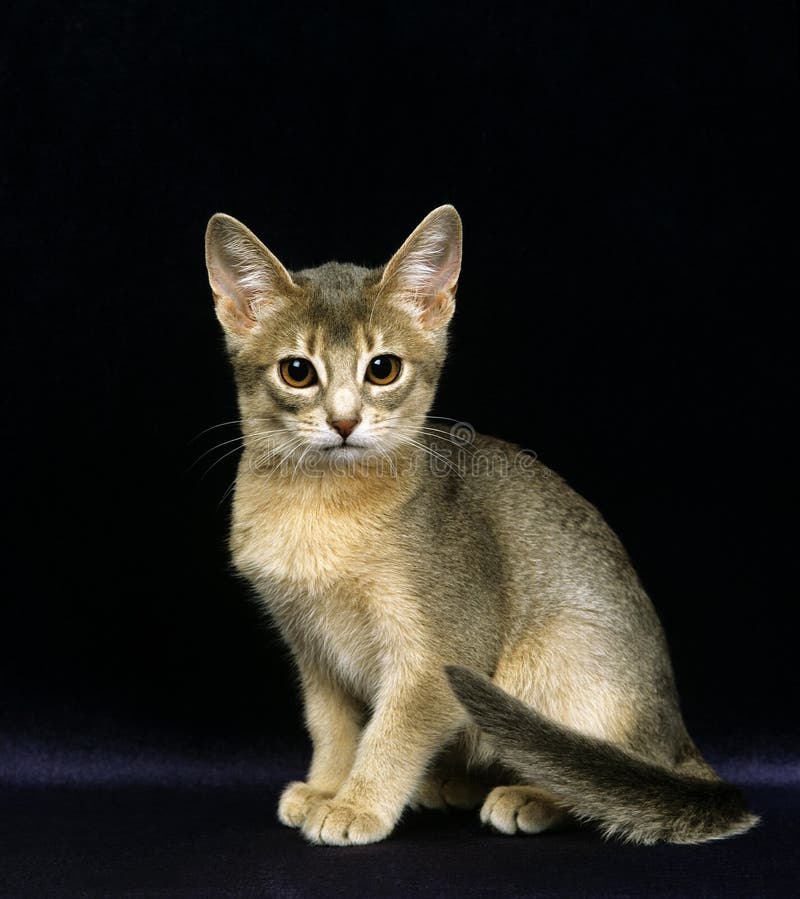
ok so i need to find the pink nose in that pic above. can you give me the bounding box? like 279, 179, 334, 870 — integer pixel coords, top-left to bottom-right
329, 418, 359, 440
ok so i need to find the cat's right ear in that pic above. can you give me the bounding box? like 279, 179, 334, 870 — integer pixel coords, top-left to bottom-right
205, 214, 296, 336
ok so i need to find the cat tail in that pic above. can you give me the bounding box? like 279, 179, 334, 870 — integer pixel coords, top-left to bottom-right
444, 665, 759, 845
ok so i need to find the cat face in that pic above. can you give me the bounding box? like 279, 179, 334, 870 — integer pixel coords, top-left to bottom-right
205, 206, 462, 470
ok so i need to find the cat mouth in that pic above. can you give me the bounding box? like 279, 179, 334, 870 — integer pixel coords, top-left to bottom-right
323, 442, 367, 452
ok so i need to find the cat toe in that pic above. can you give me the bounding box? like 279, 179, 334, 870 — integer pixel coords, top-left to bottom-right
302, 798, 392, 846
480, 786, 567, 835
414, 774, 487, 811
278, 781, 332, 828
413, 776, 448, 810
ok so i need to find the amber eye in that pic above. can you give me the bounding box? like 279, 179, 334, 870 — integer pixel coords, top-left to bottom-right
366, 355, 401, 386
279, 358, 318, 388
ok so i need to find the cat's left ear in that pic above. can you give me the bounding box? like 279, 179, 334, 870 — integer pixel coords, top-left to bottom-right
380, 205, 462, 330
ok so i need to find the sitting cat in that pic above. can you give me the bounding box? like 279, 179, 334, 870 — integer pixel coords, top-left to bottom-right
204, 205, 757, 846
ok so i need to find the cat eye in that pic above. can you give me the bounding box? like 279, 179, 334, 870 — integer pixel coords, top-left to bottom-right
366, 355, 402, 386
279, 357, 318, 388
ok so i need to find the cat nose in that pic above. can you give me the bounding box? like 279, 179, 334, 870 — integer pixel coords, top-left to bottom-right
329, 418, 360, 440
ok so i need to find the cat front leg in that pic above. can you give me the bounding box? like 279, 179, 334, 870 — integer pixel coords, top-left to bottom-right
278, 665, 363, 829
301, 671, 464, 845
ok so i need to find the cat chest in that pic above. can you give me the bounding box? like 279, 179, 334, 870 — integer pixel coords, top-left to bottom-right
231, 505, 425, 694
231, 502, 373, 589
269, 575, 424, 699
283, 584, 422, 694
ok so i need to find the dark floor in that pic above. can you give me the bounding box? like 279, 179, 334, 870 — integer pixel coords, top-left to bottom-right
1, 736, 798, 898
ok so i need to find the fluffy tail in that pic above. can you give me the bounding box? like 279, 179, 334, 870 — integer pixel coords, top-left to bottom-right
445, 665, 759, 845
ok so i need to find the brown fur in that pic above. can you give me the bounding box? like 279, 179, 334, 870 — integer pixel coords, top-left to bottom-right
204, 205, 758, 846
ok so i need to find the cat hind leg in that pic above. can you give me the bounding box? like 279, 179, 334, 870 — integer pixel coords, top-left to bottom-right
413, 770, 488, 810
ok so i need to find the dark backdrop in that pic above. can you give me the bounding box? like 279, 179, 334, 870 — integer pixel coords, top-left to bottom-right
2, 2, 798, 754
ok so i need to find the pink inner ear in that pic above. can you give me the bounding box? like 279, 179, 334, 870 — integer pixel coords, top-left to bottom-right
209, 257, 251, 309
379, 207, 462, 318
208, 254, 258, 328
436, 254, 460, 293
218, 296, 257, 333
396, 241, 460, 298
419, 290, 455, 328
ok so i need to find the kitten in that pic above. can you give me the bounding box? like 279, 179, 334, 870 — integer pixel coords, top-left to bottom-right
204, 205, 758, 846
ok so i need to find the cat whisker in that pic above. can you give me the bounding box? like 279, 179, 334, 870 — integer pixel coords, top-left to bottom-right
202, 441, 249, 479
189, 433, 248, 470
384, 414, 465, 424
380, 414, 474, 425
271, 439, 309, 476
191, 427, 300, 471
217, 477, 238, 510
380, 415, 478, 434
381, 423, 478, 458
188, 416, 275, 444
252, 436, 307, 475
391, 434, 465, 479
413, 427, 478, 455
203, 430, 303, 478
248, 427, 304, 445
291, 444, 316, 482
379, 415, 479, 442
374, 443, 399, 477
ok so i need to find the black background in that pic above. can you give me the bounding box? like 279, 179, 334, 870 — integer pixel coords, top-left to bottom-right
2, 1, 798, 754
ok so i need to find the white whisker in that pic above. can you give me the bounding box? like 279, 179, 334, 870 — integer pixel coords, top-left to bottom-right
188, 416, 274, 444
391, 433, 464, 479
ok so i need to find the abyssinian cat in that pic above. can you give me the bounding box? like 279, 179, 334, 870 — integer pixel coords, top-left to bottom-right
204, 205, 757, 846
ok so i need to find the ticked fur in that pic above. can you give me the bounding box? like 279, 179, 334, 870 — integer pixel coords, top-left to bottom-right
205, 205, 757, 847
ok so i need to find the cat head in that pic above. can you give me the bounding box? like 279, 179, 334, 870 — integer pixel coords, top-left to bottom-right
205, 205, 462, 470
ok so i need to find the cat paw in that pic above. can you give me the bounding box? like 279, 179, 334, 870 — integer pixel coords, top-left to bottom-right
480, 785, 567, 835
414, 773, 487, 810
301, 798, 393, 846
278, 781, 333, 828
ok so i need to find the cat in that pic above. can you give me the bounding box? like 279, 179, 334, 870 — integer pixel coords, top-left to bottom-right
204, 205, 758, 846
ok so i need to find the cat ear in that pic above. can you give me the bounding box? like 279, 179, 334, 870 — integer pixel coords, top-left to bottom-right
380, 205, 462, 330
205, 213, 296, 336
